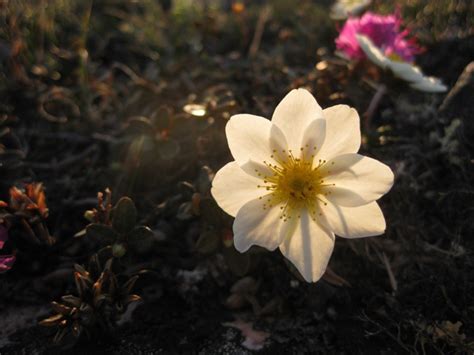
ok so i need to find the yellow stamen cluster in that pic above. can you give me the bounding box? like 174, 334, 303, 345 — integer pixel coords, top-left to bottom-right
256, 146, 335, 222
387, 52, 403, 62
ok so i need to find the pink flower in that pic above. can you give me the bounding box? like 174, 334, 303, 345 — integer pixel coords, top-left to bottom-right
0, 255, 15, 273
0, 225, 15, 273
336, 12, 420, 62
0, 225, 7, 249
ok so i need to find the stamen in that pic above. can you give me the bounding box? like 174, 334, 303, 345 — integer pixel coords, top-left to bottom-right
256, 150, 334, 220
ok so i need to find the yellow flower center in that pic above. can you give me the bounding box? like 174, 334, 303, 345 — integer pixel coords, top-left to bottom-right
256, 146, 335, 222
277, 160, 320, 202
387, 53, 403, 62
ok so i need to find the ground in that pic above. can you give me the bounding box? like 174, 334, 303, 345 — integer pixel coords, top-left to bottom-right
0, 0, 473, 354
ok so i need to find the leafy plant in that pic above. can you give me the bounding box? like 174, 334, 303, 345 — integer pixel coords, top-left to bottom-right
0, 182, 54, 247
186, 166, 259, 276
78, 190, 155, 257
40, 255, 141, 347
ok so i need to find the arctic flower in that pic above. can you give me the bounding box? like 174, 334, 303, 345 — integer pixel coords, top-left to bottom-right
211, 89, 394, 282
0, 225, 15, 273
335, 12, 446, 92
336, 12, 420, 61
0, 255, 15, 273
331, 0, 371, 21
357, 35, 447, 92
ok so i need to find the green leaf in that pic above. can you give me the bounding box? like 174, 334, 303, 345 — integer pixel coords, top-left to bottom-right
112, 243, 127, 258
112, 197, 137, 234
128, 226, 155, 254
86, 224, 118, 244
83, 210, 95, 222
74, 229, 86, 238
61, 295, 81, 307
51, 301, 72, 315
53, 326, 69, 344
39, 313, 64, 327
125, 294, 141, 305
196, 230, 220, 254
176, 202, 193, 220
158, 139, 180, 160
123, 275, 140, 293
126, 116, 155, 136
129, 225, 154, 240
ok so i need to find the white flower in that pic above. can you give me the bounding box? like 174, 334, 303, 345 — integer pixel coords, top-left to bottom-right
330, 0, 371, 20
211, 89, 394, 282
356, 34, 447, 93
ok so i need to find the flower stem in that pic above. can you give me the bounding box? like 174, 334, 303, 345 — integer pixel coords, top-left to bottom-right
364, 83, 387, 131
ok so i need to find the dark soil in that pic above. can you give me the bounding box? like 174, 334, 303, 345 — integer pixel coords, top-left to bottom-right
1, 1, 473, 354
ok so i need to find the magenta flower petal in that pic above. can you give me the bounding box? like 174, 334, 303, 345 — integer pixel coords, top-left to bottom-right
0, 255, 15, 273
0, 225, 8, 249
336, 12, 420, 62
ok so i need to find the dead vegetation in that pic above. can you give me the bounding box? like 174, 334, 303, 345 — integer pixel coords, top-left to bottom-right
0, 0, 473, 353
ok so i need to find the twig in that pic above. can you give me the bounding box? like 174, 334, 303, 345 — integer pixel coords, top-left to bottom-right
248, 6, 272, 58
322, 266, 351, 287
381, 251, 398, 293
360, 311, 412, 353
38, 88, 81, 123
371, 240, 398, 293
26, 145, 98, 171
22, 131, 118, 144
364, 83, 387, 130
111, 62, 164, 94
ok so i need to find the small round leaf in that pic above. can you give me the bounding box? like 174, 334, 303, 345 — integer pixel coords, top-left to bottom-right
128, 226, 155, 254
86, 224, 118, 244
158, 139, 180, 160
112, 197, 137, 234
196, 230, 220, 254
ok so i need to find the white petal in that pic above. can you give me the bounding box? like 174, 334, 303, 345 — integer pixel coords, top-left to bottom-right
320, 201, 386, 238
271, 89, 323, 153
349, 0, 371, 14
238, 125, 289, 179
330, 3, 348, 20
280, 211, 335, 282
331, 0, 371, 19
211, 162, 262, 217
225, 114, 273, 164
388, 62, 425, 82
233, 198, 286, 252
239, 159, 274, 180
269, 124, 289, 155
300, 119, 326, 161
322, 153, 394, 207
357, 35, 389, 68
316, 105, 361, 162
410, 76, 447, 93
